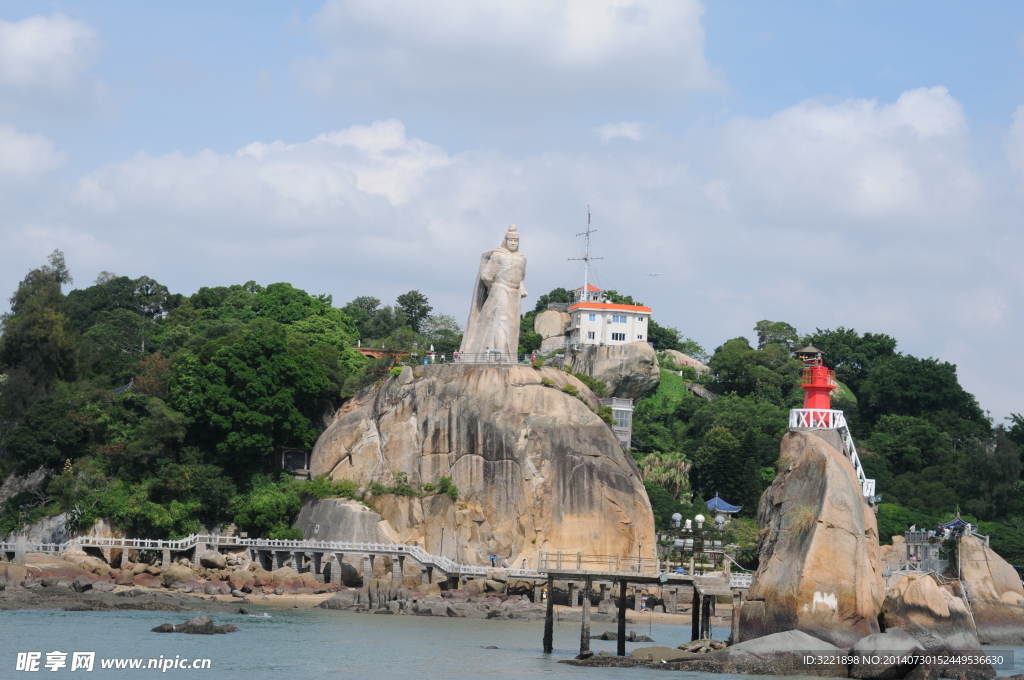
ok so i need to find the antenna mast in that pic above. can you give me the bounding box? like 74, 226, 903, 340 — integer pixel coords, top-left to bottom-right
569, 206, 602, 302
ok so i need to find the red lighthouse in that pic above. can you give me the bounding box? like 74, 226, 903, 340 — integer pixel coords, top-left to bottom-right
796, 345, 835, 410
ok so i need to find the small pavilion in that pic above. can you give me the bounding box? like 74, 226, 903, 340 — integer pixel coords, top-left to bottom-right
705, 492, 743, 518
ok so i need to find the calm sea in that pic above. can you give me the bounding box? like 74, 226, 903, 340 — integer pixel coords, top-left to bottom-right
2, 608, 1022, 679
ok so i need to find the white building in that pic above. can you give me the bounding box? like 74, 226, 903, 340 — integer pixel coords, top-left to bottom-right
567, 285, 652, 348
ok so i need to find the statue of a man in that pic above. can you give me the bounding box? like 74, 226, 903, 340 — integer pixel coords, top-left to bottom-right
460, 225, 528, 358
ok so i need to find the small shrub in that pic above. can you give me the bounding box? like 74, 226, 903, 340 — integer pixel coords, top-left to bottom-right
388, 366, 403, 377
541, 377, 555, 387
597, 406, 614, 425
368, 480, 387, 496
422, 482, 435, 493
789, 503, 818, 534
437, 476, 459, 501
561, 385, 579, 397
572, 372, 608, 397
532, 358, 544, 368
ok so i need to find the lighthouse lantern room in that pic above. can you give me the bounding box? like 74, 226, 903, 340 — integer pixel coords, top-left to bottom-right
797, 345, 837, 410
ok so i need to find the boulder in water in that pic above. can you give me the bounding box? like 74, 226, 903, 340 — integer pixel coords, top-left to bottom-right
738, 430, 884, 647
880, 573, 979, 650
957, 535, 1024, 644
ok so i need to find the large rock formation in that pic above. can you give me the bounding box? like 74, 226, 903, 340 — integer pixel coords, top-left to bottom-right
739, 430, 885, 647
957, 535, 1024, 644
663, 349, 710, 374
880, 573, 980, 650
534, 309, 570, 354
567, 341, 660, 400
308, 364, 655, 567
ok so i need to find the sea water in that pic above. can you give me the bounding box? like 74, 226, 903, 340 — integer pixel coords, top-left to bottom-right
1, 607, 1021, 679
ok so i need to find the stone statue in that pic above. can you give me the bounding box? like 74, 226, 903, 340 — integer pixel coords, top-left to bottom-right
460, 225, 527, 357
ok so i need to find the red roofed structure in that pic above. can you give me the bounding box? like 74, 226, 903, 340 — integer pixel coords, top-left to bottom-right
566, 284, 652, 347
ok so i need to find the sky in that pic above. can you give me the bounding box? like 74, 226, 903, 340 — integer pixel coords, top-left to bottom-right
2, 1, 1024, 420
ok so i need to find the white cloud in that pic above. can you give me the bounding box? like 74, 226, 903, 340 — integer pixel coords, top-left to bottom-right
706, 86, 977, 225
595, 121, 642, 143
297, 0, 722, 118
73, 119, 449, 216
0, 124, 65, 179
0, 13, 107, 117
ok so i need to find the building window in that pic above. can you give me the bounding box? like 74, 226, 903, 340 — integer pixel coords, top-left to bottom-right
637, 317, 644, 322
637, 335, 643, 340
588, 313, 596, 322
612, 314, 627, 323
587, 331, 595, 340
611, 332, 626, 341
614, 410, 631, 428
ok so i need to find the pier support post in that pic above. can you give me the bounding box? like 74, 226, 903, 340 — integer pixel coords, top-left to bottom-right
669, 587, 678, 614
701, 595, 712, 639
730, 590, 742, 644
312, 552, 322, 576
162, 549, 171, 567
393, 556, 404, 586
617, 579, 628, 657
567, 581, 575, 608
293, 551, 306, 572
599, 583, 607, 601
579, 576, 592, 656
273, 551, 287, 571
363, 555, 374, 588
330, 554, 343, 585
543, 574, 555, 654
691, 587, 701, 641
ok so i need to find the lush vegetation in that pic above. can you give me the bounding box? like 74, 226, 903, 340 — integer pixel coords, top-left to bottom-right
0, 252, 463, 539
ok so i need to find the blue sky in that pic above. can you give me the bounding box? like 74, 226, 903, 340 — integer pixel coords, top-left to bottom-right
2, 1, 1024, 419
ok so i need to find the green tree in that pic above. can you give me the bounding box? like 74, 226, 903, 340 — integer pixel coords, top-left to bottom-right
801, 327, 898, 396
396, 290, 432, 333
82, 309, 155, 382
865, 415, 954, 475
169, 318, 333, 470
859, 354, 989, 440
707, 337, 803, 405
4, 397, 87, 472
754, 320, 800, 351
0, 250, 79, 418
420, 314, 462, 354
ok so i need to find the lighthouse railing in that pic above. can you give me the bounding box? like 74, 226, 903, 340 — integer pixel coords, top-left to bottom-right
789, 408, 842, 429
789, 408, 876, 500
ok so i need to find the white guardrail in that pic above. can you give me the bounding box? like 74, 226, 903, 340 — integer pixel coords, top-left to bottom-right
1, 533, 754, 588
789, 408, 876, 499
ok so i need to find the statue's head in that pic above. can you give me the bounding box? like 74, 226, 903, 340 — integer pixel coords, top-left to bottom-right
503, 224, 520, 253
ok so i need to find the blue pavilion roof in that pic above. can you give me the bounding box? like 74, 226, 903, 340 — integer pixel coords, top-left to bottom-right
705, 493, 742, 513
940, 517, 969, 530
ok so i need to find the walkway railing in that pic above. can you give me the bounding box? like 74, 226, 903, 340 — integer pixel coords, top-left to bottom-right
789, 408, 875, 499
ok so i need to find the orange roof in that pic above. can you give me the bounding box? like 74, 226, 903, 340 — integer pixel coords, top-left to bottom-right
569, 302, 652, 313
573, 284, 602, 292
